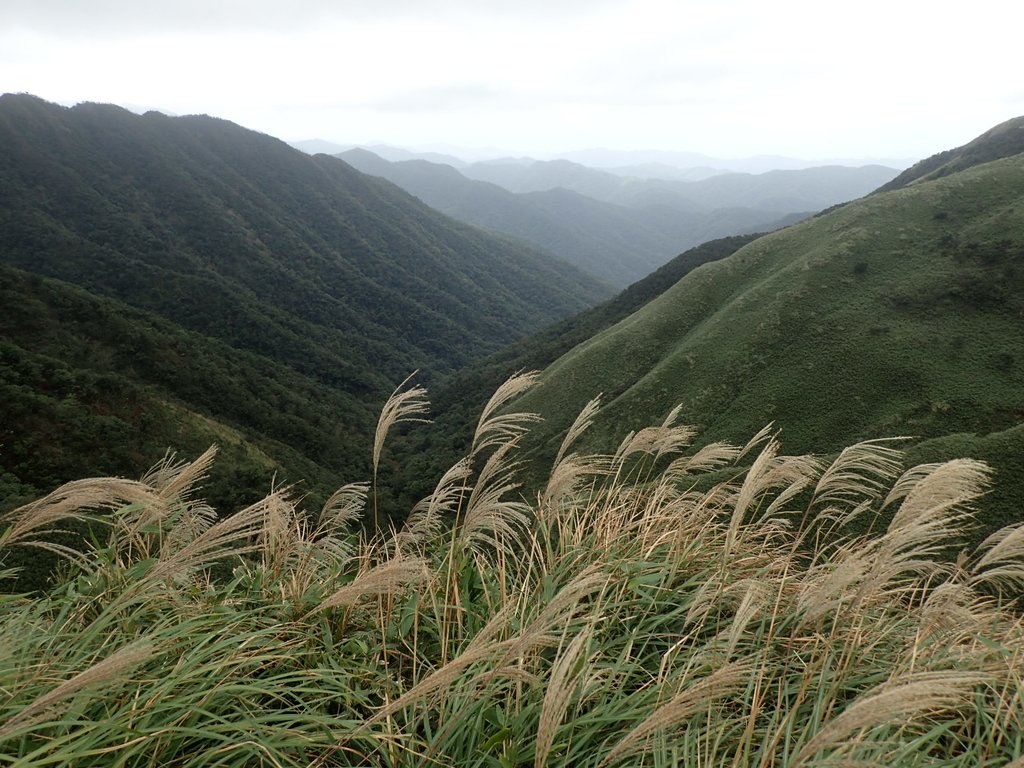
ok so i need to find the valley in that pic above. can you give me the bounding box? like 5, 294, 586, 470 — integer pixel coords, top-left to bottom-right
336, 146, 895, 286
4, 95, 1023, 541
2, 93, 1024, 767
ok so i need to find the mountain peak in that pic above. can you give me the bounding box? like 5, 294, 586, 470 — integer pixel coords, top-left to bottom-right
877, 115, 1024, 192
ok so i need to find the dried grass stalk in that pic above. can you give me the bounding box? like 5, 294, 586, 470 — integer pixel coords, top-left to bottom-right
0, 478, 156, 550
534, 628, 591, 768
792, 671, 987, 766
0, 641, 156, 741
597, 660, 755, 768
310, 556, 430, 615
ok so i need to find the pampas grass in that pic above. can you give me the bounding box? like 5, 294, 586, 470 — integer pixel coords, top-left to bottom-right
2, 374, 1024, 766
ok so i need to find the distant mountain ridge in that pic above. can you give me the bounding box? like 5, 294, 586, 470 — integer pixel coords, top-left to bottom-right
457, 157, 899, 211
338, 148, 892, 286
292, 140, 915, 175
555, 147, 916, 174
338, 148, 795, 286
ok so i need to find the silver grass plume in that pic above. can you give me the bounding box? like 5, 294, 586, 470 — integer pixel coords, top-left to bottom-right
0, 477, 161, 568
396, 458, 472, 553
970, 521, 1024, 593
542, 396, 610, 511
792, 670, 989, 766
0, 641, 157, 742
860, 459, 991, 594
665, 440, 743, 476
373, 373, 431, 479
312, 482, 368, 563
372, 374, 430, 530
141, 490, 292, 584
308, 556, 430, 615
534, 628, 592, 768
470, 371, 541, 456
459, 439, 531, 554
597, 659, 756, 768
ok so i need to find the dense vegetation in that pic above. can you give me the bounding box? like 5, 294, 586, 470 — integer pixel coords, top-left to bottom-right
2, 378, 1024, 766
0, 94, 608, 517
2, 93, 1023, 765
0, 95, 606, 376
0, 265, 372, 514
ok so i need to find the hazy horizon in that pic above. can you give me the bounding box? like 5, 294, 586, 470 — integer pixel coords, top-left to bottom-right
3, 1, 1022, 162
287, 136, 917, 169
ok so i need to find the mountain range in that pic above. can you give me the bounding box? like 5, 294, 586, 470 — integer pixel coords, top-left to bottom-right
337, 148, 806, 286
3, 92, 1023, 553
337, 149, 894, 286
293, 139, 914, 175
455, 157, 898, 209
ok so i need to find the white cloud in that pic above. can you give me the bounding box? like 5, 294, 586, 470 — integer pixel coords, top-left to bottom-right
1, 0, 1022, 158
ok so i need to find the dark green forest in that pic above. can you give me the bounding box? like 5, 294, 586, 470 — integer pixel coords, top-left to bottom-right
0, 94, 607, 525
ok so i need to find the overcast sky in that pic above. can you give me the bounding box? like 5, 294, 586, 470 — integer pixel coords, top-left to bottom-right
2, 0, 1022, 161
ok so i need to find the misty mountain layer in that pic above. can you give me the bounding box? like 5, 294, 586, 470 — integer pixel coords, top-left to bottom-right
339, 149, 881, 285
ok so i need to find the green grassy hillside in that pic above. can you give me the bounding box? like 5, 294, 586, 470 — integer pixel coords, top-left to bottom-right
389, 234, 763, 506
518, 148, 1024, 535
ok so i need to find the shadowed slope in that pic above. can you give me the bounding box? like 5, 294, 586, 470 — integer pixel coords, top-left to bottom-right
0, 93, 607, 509
0, 94, 608, 383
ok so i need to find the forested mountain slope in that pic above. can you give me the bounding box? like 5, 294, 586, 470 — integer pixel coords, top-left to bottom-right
0, 95, 607, 379
0, 265, 364, 513
0, 94, 607, 511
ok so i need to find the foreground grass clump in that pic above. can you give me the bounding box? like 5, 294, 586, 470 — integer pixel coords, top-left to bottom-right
2, 374, 1024, 767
